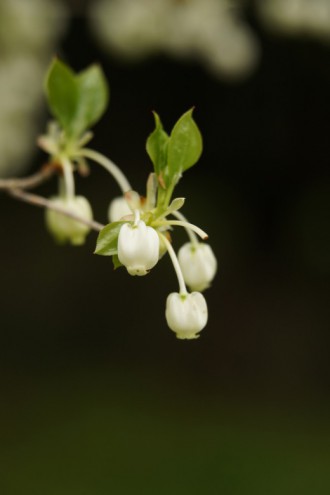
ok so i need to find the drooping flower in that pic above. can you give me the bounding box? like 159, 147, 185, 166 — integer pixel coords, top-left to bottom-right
108, 196, 132, 222
165, 291, 208, 340
178, 242, 217, 291
45, 195, 93, 245
118, 219, 159, 275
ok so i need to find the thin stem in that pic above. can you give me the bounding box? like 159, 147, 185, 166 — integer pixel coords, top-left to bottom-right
159, 233, 187, 295
155, 220, 208, 240
171, 210, 199, 245
9, 189, 104, 232
0, 163, 57, 190
146, 173, 157, 210
133, 209, 140, 226
61, 156, 75, 199
77, 148, 132, 193
155, 175, 179, 216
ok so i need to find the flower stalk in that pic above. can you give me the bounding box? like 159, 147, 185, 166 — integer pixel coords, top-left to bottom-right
76, 148, 132, 193
159, 232, 187, 295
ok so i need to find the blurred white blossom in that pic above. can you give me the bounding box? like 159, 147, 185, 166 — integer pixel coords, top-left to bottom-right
257, 0, 330, 42
90, 0, 330, 80
90, 0, 260, 80
108, 196, 132, 222
0, 0, 67, 177
45, 195, 93, 246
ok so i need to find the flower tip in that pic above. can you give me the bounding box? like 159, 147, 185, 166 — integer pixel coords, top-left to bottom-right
176, 332, 200, 340
127, 266, 149, 276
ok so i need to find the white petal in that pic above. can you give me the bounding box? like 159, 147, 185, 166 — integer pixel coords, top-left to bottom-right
178, 242, 217, 291
165, 292, 208, 339
108, 196, 132, 222
118, 220, 159, 276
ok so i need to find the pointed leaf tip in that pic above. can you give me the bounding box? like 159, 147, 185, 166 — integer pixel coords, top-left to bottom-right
167, 109, 203, 175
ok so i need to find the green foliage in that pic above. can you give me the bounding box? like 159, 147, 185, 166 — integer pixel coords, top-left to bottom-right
94, 222, 125, 256
168, 109, 203, 174
45, 58, 109, 139
44, 60, 77, 135
146, 109, 203, 190
146, 112, 169, 181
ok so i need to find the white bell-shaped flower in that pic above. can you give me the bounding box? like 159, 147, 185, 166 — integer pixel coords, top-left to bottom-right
178, 242, 217, 291
108, 196, 132, 222
118, 220, 159, 276
45, 195, 93, 245
165, 292, 208, 340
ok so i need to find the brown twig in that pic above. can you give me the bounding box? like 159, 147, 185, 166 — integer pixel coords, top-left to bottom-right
0, 162, 106, 232
9, 189, 105, 232
0, 163, 58, 190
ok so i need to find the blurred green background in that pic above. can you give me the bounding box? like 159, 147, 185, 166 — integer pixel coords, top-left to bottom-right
0, 1, 330, 493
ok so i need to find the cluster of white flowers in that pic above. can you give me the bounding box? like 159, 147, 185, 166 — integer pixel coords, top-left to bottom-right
90, 0, 259, 80
38, 60, 216, 340
106, 193, 217, 339
45, 177, 217, 338
89, 0, 330, 80
0, 0, 67, 177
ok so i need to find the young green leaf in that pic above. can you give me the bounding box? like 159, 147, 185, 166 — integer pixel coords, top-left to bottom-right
45, 58, 109, 139
167, 109, 203, 176
146, 112, 169, 178
45, 58, 78, 134
94, 221, 125, 256
74, 64, 109, 137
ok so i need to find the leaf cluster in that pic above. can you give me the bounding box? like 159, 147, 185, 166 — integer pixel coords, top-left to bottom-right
146, 109, 203, 189
45, 58, 109, 140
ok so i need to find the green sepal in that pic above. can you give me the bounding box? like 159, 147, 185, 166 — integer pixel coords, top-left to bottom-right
94, 221, 125, 256
165, 197, 185, 215
167, 108, 203, 176
45, 58, 109, 139
112, 254, 123, 269
146, 112, 169, 183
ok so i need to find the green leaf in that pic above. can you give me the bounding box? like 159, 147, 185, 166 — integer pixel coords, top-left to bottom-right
112, 254, 123, 269
74, 64, 109, 136
45, 59, 78, 134
167, 109, 203, 176
94, 221, 125, 256
146, 112, 169, 178
45, 58, 109, 138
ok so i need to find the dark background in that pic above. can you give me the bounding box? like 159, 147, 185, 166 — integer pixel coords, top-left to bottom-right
0, 2, 330, 494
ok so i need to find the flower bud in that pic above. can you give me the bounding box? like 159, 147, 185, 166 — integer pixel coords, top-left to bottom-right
45, 195, 93, 246
178, 242, 217, 292
108, 196, 132, 222
165, 292, 208, 340
118, 220, 159, 276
